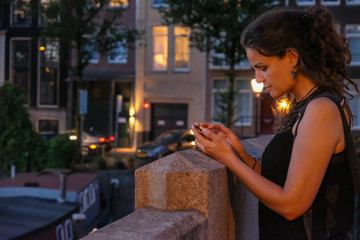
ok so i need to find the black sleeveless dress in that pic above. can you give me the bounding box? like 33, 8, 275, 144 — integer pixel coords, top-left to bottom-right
259, 94, 355, 240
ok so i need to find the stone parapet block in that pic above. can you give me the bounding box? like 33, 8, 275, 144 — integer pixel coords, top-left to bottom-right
80, 207, 207, 240
135, 149, 233, 240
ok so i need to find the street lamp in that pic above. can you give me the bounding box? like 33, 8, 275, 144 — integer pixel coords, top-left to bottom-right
251, 79, 264, 137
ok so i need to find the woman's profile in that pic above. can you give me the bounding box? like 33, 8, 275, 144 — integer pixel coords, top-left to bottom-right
192, 5, 359, 240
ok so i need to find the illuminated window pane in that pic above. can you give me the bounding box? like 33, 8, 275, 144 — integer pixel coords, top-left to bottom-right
109, 0, 128, 8
153, 26, 168, 35
174, 27, 190, 70
152, 26, 168, 71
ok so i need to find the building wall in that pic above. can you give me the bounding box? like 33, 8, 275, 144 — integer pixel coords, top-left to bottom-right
135, 1, 206, 144
0, 0, 68, 135
0, 30, 5, 85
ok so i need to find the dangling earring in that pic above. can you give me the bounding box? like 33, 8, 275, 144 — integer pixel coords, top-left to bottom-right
291, 70, 299, 80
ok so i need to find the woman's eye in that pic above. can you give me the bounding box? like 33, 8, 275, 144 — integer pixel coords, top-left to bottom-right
260, 67, 267, 72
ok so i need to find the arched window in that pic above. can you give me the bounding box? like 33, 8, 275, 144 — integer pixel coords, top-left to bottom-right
56, 224, 65, 240
64, 219, 73, 240
79, 192, 85, 212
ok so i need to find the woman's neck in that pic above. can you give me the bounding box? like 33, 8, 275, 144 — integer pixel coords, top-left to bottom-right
291, 76, 317, 101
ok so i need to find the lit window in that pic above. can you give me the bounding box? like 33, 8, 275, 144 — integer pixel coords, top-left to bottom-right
10, 39, 31, 103
152, 0, 168, 8
108, 29, 127, 64
152, 26, 168, 71
212, 79, 252, 126
174, 27, 190, 71
56, 225, 65, 240
11, 0, 31, 26
346, 25, 360, 66
64, 220, 73, 240
296, 0, 315, 5
39, 41, 59, 106
109, 0, 128, 8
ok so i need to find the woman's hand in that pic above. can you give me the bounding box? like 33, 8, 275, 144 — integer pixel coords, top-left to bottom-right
195, 123, 246, 159
191, 123, 237, 166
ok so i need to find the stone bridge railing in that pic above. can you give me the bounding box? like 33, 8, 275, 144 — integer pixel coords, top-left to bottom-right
81, 135, 273, 240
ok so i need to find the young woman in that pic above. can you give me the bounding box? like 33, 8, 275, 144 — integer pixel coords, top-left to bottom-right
192, 5, 359, 240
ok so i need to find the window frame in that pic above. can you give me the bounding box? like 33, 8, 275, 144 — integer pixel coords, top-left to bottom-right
211, 78, 253, 127
152, 0, 169, 8
107, 28, 128, 64
109, 0, 129, 8
9, 38, 32, 104
10, 0, 31, 26
37, 40, 60, 108
296, 0, 315, 6
320, 0, 340, 5
64, 219, 73, 240
346, 25, 360, 66
173, 26, 190, 72
349, 80, 360, 130
83, 29, 100, 64
56, 224, 65, 240
152, 26, 168, 72
346, 0, 360, 5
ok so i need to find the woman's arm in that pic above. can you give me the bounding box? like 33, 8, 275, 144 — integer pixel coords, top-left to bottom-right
193, 98, 343, 220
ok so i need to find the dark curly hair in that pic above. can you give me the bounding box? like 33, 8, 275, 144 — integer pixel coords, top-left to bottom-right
241, 5, 359, 128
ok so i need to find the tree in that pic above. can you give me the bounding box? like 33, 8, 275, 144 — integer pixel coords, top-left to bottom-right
0, 82, 46, 175
160, 0, 284, 127
37, 0, 139, 144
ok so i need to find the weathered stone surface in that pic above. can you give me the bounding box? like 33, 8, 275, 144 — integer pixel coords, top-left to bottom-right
80, 207, 207, 240
135, 149, 233, 240
233, 135, 273, 240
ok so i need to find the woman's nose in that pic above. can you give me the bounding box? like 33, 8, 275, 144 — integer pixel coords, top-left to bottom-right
255, 71, 264, 83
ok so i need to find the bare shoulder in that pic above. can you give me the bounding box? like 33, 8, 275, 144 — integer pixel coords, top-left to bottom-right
304, 97, 340, 119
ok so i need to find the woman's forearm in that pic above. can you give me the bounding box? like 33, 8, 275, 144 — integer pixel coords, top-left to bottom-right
233, 143, 261, 174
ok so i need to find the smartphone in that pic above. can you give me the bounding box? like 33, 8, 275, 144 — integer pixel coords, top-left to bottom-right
193, 124, 203, 134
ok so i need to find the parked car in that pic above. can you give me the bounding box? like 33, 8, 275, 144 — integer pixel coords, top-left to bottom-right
61, 130, 114, 156
136, 129, 197, 162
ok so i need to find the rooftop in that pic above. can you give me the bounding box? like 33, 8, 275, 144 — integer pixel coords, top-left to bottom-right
0, 171, 98, 192
0, 196, 78, 240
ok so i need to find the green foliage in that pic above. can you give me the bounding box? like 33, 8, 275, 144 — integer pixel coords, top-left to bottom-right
0, 82, 46, 174
160, 0, 284, 127
45, 134, 80, 169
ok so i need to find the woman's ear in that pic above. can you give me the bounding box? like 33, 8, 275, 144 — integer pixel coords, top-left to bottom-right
286, 48, 299, 67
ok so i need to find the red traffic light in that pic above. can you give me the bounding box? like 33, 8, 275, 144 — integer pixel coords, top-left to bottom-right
143, 103, 150, 109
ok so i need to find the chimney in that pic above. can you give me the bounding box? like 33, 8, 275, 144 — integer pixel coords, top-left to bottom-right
58, 172, 67, 203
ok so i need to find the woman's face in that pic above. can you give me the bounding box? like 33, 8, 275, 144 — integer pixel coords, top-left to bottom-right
246, 48, 296, 98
